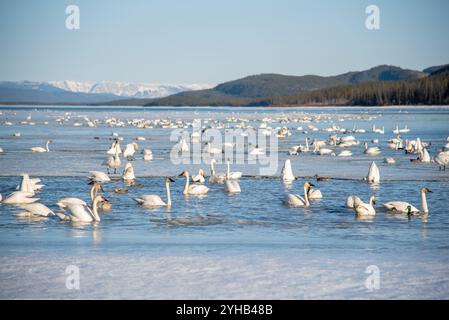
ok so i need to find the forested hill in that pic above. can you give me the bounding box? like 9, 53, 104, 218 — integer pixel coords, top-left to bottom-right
129, 64, 446, 107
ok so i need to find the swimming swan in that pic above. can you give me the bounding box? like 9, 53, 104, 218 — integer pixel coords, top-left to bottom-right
134, 177, 174, 207
346, 196, 361, 208
307, 186, 323, 199
56, 182, 103, 209
31, 140, 52, 153
56, 195, 105, 222
2, 191, 39, 204
16, 203, 54, 218
179, 171, 210, 195
283, 182, 314, 207
89, 171, 111, 183
209, 159, 226, 184
364, 142, 381, 156
353, 196, 376, 216
383, 187, 432, 214
281, 159, 295, 182
192, 169, 206, 183
122, 162, 136, 181
367, 161, 380, 184
226, 159, 242, 180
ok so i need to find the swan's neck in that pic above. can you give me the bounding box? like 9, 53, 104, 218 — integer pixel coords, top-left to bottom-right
369, 196, 375, 206
364, 143, 368, 150
166, 182, 171, 206
226, 161, 230, 179
46, 141, 50, 152
421, 191, 429, 213
210, 162, 216, 176
92, 199, 101, 221
303, 186, 310, 206
183, 174, 190, 194
90, 185, 97, 201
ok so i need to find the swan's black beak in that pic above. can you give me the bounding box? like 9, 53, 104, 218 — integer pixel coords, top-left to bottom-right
168, 177, 175, 183
427, 188, 433, 193
309, 182, 315, 187
178, 172, 184, 177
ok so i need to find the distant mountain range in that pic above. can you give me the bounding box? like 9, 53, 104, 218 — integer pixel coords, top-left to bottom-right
0, 81, 212, 104
0, 64, 447, 106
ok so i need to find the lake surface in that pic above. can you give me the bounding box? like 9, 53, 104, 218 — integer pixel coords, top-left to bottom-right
0, 105, 448, 299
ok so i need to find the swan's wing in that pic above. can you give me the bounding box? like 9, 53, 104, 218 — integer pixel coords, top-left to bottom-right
383, 202, 418, 213
65, 204, 94, 222
135, 195, 165, 205
19, 203, 54, 217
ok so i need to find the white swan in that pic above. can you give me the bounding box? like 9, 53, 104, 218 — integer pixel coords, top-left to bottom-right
224, 179, 241, 193
16, 203, 54, 218
17, 173, 35, 194
226, 159, 242, 180
107, 140, 122, 155
56, 182, 102, 209
224, 163, 241, 193
192, 169, 206, 183
122, 162, 136, 181
283, 182, 313, 207
338, 150, 352, 157
418, 148, 431, 163
56, 195, 105, 222
2, 191, 39, 204
281, 159, 295, 182
142, 148, 153, 161
346, 196, 361, 208
384, 157, 395, 164
307, 186, 323, 199
367, 161, 380, 184
89, 171, 111, 182
123, 142, 138, 159
353, 196, 376, 216
209, 159, 226, 184
134, 177, 174, 207
364, 142, 381, 156
179, 171, 209, 195
31, 140, 52, 153
383, 187, 432, 214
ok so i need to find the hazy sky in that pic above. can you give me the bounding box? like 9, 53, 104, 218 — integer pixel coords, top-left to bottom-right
0, 0, 448, 84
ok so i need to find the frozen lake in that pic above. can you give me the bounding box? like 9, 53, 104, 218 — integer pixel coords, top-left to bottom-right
0, 105, 449, 299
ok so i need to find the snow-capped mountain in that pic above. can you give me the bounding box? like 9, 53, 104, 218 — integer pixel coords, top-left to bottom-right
48, 80, 213, 99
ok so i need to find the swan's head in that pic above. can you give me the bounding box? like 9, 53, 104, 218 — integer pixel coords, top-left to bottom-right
93, 195, 106, 204
124, 162, 133, 170
304, 182, 315, 189
199, 169, 205, 177
178, 171, 189, 177
132, 142, 139, 150
89, 181, 104, 192
369, 196, 377, 205
165, 177, 175, 184
210, 159, 217, 165
421, 187, 432, 194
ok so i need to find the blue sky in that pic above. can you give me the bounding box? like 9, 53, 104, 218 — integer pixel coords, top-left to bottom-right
0, 0, 448, 84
